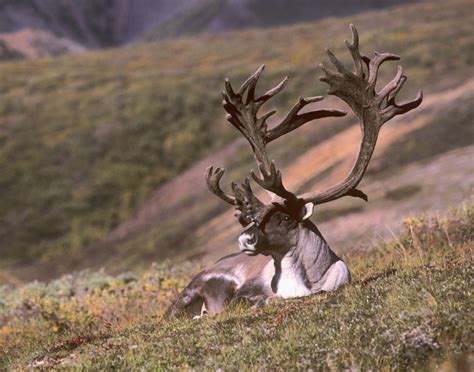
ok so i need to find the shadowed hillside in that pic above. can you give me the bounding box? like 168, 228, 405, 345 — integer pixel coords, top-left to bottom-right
142, 0, 415, 40
0, 0, 473, 282
0, 0, 415, 59
0, 0, 191, 47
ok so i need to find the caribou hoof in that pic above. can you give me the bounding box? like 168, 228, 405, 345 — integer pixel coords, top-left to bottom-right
265, 296, 279, 305
192, 306, 208, 320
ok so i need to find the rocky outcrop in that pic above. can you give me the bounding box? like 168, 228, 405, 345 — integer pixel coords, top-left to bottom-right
0, 28, 85, 59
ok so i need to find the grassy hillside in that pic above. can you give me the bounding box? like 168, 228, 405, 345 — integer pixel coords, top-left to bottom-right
0, 0, 473, 276
0, 203, 472, 369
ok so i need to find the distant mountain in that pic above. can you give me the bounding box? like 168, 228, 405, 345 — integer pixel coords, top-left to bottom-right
142, 0, 416, 40
0, 0, 415, 59
0, 0, 195, 58
0, 0, 196, 46
0, 28, 86, 59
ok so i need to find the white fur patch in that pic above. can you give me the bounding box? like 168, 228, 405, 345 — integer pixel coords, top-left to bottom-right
276, 270, 312, 298
275, 256, 311, 298
320, 260, 351, 291
302, 202, 314, 221
201, 272, 240, 286
192, 302, 208, 320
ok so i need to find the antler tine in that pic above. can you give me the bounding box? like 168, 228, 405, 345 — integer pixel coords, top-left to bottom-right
325, 48, 349, 75
379, 65, 423, 122
266, 96, 346, 142
344, 24, 363, 77
256, 76, 289, 106
383, 89, 423, 122
300, 24, 423, 205
205, 166, 235, 205
239, 64, 265, 98
367, 52, 400, 91
378, 65, 404, 102
250, 161, 296, 201
231, 178, 268, 224
221, 63, 349, 204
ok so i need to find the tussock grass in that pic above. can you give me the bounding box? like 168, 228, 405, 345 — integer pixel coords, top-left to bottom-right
0, 202, 472, 369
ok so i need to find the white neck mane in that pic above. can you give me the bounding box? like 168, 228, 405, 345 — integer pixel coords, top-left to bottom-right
264, 222, 350, 298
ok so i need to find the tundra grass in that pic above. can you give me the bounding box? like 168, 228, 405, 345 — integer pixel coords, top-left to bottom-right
0, 202, 472, 369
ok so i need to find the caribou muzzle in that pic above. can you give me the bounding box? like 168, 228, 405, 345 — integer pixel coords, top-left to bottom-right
238, 231, 258, 255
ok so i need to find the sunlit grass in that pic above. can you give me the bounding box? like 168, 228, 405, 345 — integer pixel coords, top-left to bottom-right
0, 201, 472, 369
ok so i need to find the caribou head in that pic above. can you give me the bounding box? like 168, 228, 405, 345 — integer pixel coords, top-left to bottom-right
166, 25, 422, 319
237, 199, 314, 257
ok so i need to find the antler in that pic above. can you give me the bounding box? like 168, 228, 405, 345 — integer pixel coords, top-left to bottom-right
205, 166, 272, 225
231, 178, 270, 225
205, 25, 422, 223
205, 166, 235, 205
300, 24, 423, 205
221, 64, 346, 201
249, 161, 296, 201
206, 65, 346, 223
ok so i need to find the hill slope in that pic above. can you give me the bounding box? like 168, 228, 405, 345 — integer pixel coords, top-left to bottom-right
0, 0, 473, 281
1, 203, 472, 369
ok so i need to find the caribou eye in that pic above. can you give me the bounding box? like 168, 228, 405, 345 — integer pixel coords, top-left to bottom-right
283, 215, 290, 222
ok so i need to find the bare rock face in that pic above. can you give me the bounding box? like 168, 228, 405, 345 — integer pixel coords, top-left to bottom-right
0, 39, 23, 60
0, 28, 85, 59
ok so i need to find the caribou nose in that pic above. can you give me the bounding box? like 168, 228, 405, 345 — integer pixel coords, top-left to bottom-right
239, 233, 258, 255
240, 232, 256, 245
247, 234, 257, 244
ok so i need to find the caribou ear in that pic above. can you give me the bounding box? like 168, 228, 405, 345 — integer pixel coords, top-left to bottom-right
301, 202, 314, 221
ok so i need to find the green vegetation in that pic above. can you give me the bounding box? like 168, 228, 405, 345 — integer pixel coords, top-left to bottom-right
0, 0, 473, 275
0, 202, 472, 369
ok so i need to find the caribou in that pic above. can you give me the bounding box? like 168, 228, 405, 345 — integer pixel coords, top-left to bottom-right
165, 25, 422, 319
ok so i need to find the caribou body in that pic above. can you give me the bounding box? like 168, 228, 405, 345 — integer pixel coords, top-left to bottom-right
166, 205, 350, 318
165, 25, 422, 319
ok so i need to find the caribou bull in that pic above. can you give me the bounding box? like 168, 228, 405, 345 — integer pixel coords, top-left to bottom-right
165, 25, 422, 319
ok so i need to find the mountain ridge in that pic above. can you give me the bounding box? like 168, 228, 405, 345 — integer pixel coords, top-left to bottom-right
0, 0, 415, 59
143, 0, 415, 41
